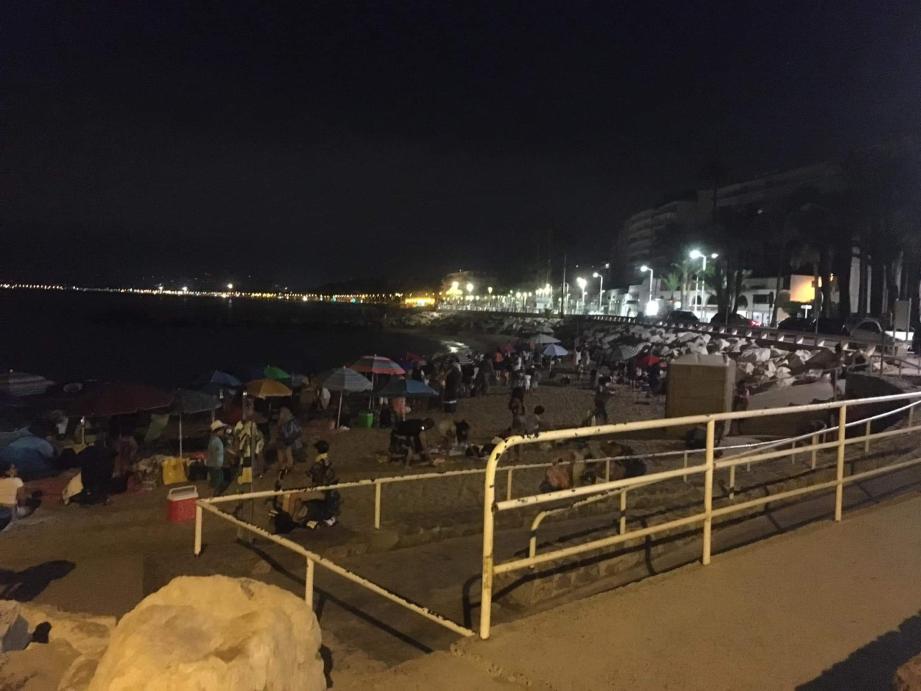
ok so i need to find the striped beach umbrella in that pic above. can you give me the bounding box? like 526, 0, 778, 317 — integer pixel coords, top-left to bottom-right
350, 355, 406, 376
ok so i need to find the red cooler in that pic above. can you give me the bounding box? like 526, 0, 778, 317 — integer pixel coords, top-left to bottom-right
167, 485, 199, 523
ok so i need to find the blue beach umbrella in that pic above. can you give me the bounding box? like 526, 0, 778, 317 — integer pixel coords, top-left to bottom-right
543, 343, 569, 357
379, 378, 439, 398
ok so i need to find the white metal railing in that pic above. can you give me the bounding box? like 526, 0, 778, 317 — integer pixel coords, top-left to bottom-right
200, 433, 808, 529
478, 390, 921, 639
194, 502, 474, 637
192, 387, 921, 643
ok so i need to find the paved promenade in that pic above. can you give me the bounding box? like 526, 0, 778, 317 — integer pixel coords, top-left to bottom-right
340, 491, 921, 690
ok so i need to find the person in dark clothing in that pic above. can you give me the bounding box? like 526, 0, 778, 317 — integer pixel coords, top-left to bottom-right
77, 435, 116, 505
593, 376, 613, 424
389, 418, 435, 464
443, 362, 462, 412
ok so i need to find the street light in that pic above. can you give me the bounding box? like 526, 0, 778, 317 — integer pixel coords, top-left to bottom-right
575, 276, 587, 313
592, 271, 604, 312
689, 250, 718, 318
226, 283, 234, 291
640, 265, 656, 316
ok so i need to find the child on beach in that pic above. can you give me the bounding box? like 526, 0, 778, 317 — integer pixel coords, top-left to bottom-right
524, 405, 545, 437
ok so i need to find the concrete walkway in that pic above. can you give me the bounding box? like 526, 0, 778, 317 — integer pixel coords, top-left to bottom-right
338, 491, 921, 690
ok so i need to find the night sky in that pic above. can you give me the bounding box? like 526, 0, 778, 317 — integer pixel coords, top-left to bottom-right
3, 1, 920, 289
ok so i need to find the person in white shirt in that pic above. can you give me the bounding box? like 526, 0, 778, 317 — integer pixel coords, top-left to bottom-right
0, 465, 32, 520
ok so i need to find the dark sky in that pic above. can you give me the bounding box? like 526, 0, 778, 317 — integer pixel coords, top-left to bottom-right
3, 1, 920, 288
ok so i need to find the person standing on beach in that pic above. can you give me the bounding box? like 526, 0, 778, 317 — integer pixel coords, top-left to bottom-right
206, 420, 230, 496
276, 407, 302, 479
443, 361, 462, 413
508, 387, 526, 434
593, 376, 613, 424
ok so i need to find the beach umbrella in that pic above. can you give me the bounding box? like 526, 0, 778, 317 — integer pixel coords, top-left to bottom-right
263, 365, 290, 381
322, 367, 373, 427
71, 382, 173, 418
529, 334, 561, 345
245, 379, 293, 399
543, 343, 569, 358
0, 370, 55, 397
322, 367, 374, 393
171, 389, 220, 456
199, 370, 241, 388
350, 355, 406, 376
379, 378, 439, 398
611, 344, 643, 362
636, 353, 662, 370
350, 355, 405, 409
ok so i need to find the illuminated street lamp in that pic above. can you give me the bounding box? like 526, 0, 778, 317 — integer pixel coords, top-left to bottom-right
689, 249, 719, 318
576, 276, 587, 313
226, 283, 234, 291
640, 265, 657, 317
592, 271, 604, 312
466, 282, 474, 294
181, 285, 189, 293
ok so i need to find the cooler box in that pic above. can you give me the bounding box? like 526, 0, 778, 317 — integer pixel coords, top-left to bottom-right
167, 485, 199, 523
356, 411, 375, 428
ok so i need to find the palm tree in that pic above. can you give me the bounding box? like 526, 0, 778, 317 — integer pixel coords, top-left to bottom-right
661, 271, 682, 309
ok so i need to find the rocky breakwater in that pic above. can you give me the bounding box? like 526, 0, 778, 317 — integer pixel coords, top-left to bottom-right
575, 321, 847, 396
388, 309, 560, 338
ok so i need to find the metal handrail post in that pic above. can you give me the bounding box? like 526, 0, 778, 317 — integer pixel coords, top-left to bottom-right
305, 558, 315, 607
702, 419, 715, 565
864, 420, 872, 454
507, 467, 514, 502
194, 504, 203, 556
835, 405, 848, 521
619, 490, 628, 534
480, 439, 509, 640
373, 481, 382, 529
811, 433, 819, 470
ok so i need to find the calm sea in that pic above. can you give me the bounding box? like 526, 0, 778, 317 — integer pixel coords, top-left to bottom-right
0, 291, 446, 387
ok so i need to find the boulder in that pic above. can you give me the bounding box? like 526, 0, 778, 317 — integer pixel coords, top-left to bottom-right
88, 576, 325, 691
0, 601, 30, 653
739, 347, 772, 363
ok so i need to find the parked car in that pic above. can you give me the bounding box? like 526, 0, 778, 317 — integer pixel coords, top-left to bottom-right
665, 310, 699, 324
710, 312, 757, 327
844, 317, 890, 344
777, 317, 815, 332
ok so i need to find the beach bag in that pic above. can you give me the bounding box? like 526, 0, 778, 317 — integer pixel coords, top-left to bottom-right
161, 457, 188, 485
237, 466, 253, 485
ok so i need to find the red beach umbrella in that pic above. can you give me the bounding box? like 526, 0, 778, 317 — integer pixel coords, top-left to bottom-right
72, 382, 174, 418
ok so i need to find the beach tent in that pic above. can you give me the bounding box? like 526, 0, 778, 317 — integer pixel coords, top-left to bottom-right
0, 434, 56, 477
171, 389, 220, 456
0, 371, 55, 397
321, 367, 373, 428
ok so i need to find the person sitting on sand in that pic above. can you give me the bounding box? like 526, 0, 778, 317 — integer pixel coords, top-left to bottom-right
524, 405, 545, 437
308, 440, 334, 485
0, 464, 35, 522
539, 458, 572, 493
390, 418, 435, 465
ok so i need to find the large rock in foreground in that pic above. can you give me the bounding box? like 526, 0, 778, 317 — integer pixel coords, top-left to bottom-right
89, 576, 325, 691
